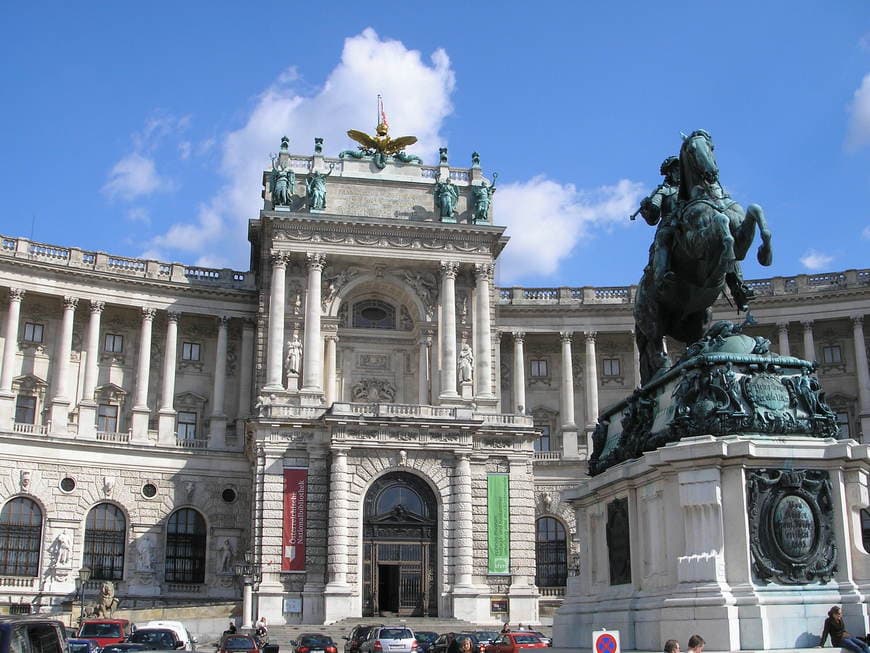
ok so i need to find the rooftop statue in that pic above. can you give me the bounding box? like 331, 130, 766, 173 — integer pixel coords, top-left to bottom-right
434, 176, 459, 222
270, 136, 295, 207
340, 122, 421, 169
306, 163, 334, 211
472, 173, 497, 224
633, 130, 773, 385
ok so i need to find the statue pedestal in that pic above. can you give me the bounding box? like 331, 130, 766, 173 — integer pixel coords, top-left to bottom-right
553, 435, 870, 651
460, 380, 473, 400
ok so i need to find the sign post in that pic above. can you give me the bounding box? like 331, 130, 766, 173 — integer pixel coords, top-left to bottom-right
592, 630, 620, 653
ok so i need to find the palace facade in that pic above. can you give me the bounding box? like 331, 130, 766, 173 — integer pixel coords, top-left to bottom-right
0, 138, 868, 625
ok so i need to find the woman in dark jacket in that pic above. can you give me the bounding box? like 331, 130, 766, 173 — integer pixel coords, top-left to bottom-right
820, 606, 870, 653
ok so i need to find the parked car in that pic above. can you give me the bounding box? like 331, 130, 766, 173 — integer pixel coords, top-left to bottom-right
344, 625, 380, 653
463, 632, 498, 653
430, 634, 478, 653
140, 622, 196, 651
217, 634, 258, 653
78, 619, 132, 648
68, 638, 102, 653
412, 632, 437, 653
358, 627, 417, 653
526, 634, 550, 648
292, 634, 337, 653
0, 616, 68, 653
127, 628, 184, 650
100, 644, 149, 653
484, 633, 547, 653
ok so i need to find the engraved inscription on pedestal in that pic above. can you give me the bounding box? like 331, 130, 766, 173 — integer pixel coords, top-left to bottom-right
606, 498, 631, 585
746, 469, 836, 585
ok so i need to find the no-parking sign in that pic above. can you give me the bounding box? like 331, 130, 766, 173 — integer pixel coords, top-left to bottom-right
592, 630, 620, 653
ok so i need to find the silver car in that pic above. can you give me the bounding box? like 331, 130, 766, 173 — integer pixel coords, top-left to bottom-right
360, 627, 417, 653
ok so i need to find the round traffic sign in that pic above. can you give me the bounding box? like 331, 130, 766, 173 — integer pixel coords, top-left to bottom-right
595, 633, 617, 653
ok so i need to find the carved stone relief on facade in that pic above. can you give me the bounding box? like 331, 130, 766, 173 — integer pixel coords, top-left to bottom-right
351, 378, 396, 402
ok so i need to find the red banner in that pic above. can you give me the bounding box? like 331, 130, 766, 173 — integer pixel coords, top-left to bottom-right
282, 468, 307, 571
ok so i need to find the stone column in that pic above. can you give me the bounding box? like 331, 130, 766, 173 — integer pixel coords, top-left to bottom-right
302, 253, 326, 399
418, 332, 432, 405
323, 447, 353, 622
507, 456, 538, 623
777, 323, 791, 357
78, 300, 105, 438
157, 312, 179, 445
324, 335, 338, 406
439, 261, 459, 400
584, 331, 599, 452
48, 296, 78, 433
560, 332, 579, 459
0, 289, 23, 427
454, 453, 474, 587
802, 321, 815, 362
209, 315, 229, 448
131, 307, 156, 443
631, 331, 642, 388
852, 316, 870, 440
264, 254, 287, 391
513, 332, 526, 414
237, 320, 255, 429
473, 264, 494, 398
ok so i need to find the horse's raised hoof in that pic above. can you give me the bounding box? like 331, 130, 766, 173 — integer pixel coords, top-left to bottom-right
757, 242, 773, 266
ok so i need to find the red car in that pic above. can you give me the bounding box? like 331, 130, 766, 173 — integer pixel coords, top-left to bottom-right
484, 633, 548, 653
77, 619, 132, 648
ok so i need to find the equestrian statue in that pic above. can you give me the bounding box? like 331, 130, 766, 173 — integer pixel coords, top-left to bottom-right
633, 130, 773, 385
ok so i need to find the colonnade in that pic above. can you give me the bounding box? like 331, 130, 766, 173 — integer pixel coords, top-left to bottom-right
0, 288, 254, 444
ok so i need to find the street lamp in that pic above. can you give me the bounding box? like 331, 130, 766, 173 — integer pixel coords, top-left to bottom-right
233, 551, 261, 629
76, 566, 92, 624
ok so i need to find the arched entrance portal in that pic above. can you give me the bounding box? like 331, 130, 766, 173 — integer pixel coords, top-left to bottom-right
363, 472, 437, 617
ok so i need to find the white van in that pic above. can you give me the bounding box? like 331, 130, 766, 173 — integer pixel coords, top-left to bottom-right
141, 621, 196, 651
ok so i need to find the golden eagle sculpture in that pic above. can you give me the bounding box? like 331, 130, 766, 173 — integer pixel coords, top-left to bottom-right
340, 98, 422, 169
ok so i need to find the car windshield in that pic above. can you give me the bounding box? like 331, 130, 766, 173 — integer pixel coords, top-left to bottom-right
80, 624, 122, 637
512, 636, 540, 644
378, 630, 412, 640
300, 636, 333, 646
131, 631, 176, 646
223, 637, 255, 649
415, 634, 438, 644
475, 633, 498, 641
69, 644, 92, 653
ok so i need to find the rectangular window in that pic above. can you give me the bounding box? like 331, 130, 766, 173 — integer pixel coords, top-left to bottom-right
534, 425, 551, 452
822, 345, 842, 364
837, 412, 851, 439
104, 333, 124, 353
177, 411, 197, 440
181, 342, 201, 361
603, 358, 621, 377
14, 396, 36, 424
97, 404, 118, 433
23, 322, 44, 343
530, 359, 548, 378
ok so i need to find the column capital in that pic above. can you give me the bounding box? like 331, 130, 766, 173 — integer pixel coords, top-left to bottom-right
90, 300, 106, 314
852, 315, 865, 328
777, 322, 790, 331
306, 252, 327, 270
270, 252, 289, 268
495, 330, 503, 342
454, 451, 470, 463
585, 330, 597, 342
141, 307, 157, 321
331, 447, 349, 460
513, 331, 525, 343
7, 288, 24, 302
217, 315, 230, 328
473, 263, 494, 281
440, 261, 459, 279
166, 311, 181, 323
242, 317, 256, 329
63, 296, 79, 310
418, 333, 433, 347
801, 320, 814, 330
325, 333, 340, 343
560, 331, 574, 343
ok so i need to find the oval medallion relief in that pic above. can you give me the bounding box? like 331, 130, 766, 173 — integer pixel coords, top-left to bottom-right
773, 494, 816, 558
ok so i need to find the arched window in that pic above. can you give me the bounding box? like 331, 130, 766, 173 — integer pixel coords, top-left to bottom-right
0, 497, 43, 576
165, 508, 206, 583
352, 299, 396, 330
84, 503, 126, 580
535, 516, 567, 587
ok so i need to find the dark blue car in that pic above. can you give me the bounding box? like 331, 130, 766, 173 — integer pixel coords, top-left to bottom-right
68, 639, 102, 653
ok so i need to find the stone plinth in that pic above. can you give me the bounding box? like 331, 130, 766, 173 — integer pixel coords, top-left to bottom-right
553, 434, 870, 651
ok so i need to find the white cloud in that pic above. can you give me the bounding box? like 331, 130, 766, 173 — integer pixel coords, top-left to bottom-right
125, 207, 151, 224
495, 177, 645, 283
800, 249, 834, 271
846, 73, 870, 150
102, 153, 170, 201
862, 225, 870, 240
146, 28, 455, 266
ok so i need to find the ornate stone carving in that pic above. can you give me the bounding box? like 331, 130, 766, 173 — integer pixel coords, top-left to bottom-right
135, 534, 156, 573
322, 266, 362, 308
48, 532, 72, 568
103, 476, 115, 496
19, 470, 31, 491
746, 469, 836, 585
306, 252, 327, 271
8, 288, 24, 302
63, 296, 79, 310
440, 261, 459, 279
351, 378, 396, 403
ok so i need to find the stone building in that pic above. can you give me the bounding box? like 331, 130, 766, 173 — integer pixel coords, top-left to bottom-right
0, 136, 868, 625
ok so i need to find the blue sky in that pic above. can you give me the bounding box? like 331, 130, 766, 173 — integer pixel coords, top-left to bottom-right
1, 2, 868, 287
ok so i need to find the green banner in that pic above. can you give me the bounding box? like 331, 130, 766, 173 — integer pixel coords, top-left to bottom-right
487, 474, 510, 574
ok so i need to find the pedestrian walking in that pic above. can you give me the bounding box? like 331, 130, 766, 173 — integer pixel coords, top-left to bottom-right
663, 640, 680, 653
687, 635, 704, 653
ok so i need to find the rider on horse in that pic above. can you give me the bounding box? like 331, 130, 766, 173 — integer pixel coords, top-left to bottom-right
639, 156, 681, 290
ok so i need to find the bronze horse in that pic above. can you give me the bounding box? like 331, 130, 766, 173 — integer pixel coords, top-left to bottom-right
634, 130, 773, 385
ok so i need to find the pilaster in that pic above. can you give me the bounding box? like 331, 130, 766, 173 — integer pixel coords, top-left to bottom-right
439, 261, 459, 400
48, 296, 78, 435
131, 307, 156, 444
158, 312, 180, 445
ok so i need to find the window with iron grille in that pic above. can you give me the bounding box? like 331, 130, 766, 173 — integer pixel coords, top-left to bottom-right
104, 333, 124, 353
84, 503, 126, 581
165, 508, 206, 583
23, 322, 44, 343
0, 497, 43, 576
534, 424, 552, 452
14, 396, 36, 424
535, 516, 567, 587
822, 345, 842, 364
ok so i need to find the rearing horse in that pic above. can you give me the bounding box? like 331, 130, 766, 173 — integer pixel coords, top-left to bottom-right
634, 130, 773, 385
